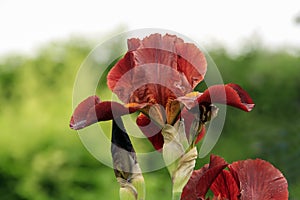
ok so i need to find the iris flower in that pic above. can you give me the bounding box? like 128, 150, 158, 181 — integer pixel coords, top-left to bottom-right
70, 33, 254, 150
181, 155, 288, 200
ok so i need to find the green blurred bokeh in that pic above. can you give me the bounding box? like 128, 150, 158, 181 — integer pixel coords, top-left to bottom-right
0, 32, 299, 199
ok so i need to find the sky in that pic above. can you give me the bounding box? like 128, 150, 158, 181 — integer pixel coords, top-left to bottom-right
0, 0, 300, 55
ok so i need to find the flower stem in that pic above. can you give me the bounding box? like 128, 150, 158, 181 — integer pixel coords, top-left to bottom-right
172, 191, 182, 200
161, 123, 198, 200
119, 186, 137, 200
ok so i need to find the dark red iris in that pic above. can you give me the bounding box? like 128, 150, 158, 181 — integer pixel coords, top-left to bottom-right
181, 155, 289, 200
70, 33, 254, 151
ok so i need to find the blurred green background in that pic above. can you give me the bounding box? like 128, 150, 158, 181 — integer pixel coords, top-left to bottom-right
0, 32, 299, 200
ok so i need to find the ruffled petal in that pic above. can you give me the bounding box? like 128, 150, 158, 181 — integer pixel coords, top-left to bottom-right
107, 33, 207, 107
139, 33, 207, 87
181, 155, 228, 200
136, 113, 164, 151
107, 52, 135, 92
210, 170, 240, 200
108, 50, 191, 105
229, 159, 289, 200
127, 38, 141, 51
176, 42, 207, 88
196, 83, 255, 112
70, 96, 138, 130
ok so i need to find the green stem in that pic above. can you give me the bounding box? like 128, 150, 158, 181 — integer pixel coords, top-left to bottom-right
161, 123, 198, 200
172, 191, 182, 200
119, 186, 137, 200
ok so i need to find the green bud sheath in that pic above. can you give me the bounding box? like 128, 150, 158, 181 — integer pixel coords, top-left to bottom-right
119, 186, 137, 200
131, 174, 145, 200
162, 124, 185, 175
161, 123, 198, 200
172, 147, 197, 194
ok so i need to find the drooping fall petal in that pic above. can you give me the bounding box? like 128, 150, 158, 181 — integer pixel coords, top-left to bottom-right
181, 155, 228, 200
70, 95, 100, 130
136, 113, 164, 151
70, 95, 100, 129
210, 170, 240, 200
196, 83, 255, 112
70, 96, 138, 130
228, 159, 289, 200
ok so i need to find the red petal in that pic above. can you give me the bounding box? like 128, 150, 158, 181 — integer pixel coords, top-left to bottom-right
70, 96, 137, 130
196, 155, 228, 198
107, 52, 135, 92
70, 95, 100, 129
196, 84, 255, 112
176, 42, 207, 88
182, 155, 228, 200
139, 33, 182, 50
229, 159, 289, 200
180, 108, 206, 144
136, 113, 164, 151
107, 33, 207, 106
109, 49, 190, 105
127, 37, 141, 51
85, 101, 136, 126
181, 168, 205, 200
139, 34, 207, 87
195, 125, 206, 144
210, 170, 240, 200
139, 33, 207, 88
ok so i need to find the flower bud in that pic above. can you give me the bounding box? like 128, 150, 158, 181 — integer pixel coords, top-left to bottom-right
111, 118, 145, 200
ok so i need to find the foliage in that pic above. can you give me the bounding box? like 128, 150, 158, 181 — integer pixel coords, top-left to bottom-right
0, 37, 299, 199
